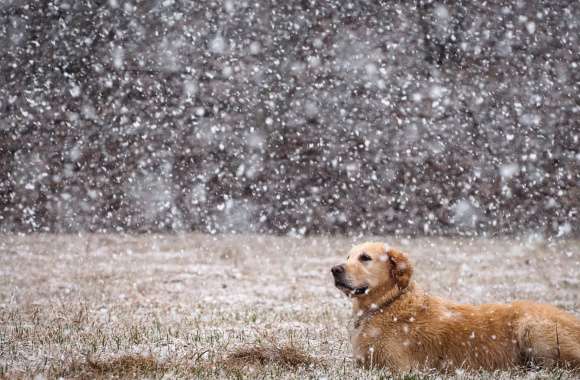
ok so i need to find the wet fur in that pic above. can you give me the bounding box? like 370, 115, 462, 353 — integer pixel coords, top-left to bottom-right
333, 242, 580, 373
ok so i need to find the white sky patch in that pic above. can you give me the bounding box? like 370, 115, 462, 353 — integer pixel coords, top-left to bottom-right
500, 163, 519, 179
112, 46, 124, 68
249, 41, 261, 54
69, 83, 81, 98
209, 34, 226, 54
557, 223, 572, 237
224, 0, 235, 14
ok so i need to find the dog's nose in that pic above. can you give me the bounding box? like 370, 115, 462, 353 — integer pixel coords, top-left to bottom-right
331, 264, 345, 276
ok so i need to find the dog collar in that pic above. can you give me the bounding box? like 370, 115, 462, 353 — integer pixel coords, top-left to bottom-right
353, 288, 408, 329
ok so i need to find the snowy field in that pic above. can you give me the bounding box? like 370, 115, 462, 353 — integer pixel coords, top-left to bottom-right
1, 234, 579, 379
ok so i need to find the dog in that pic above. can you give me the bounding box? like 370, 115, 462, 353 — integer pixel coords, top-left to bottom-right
331, 242, 580, 373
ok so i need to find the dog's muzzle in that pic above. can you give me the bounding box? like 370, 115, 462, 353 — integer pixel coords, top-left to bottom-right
331, 265, 368, 296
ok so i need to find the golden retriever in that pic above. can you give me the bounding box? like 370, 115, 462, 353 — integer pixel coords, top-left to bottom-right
331, 242, 580, 373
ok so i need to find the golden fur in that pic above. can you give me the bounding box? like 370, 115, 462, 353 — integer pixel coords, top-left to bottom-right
331, 242, 580, 373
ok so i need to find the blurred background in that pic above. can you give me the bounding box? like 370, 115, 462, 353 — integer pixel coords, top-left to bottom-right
1, 0, 579, 237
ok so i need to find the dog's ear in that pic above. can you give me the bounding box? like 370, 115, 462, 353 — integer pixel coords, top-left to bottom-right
387, 249, 413, 290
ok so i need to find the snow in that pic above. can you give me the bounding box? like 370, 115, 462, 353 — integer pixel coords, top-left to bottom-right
0, 2, 578, 237
209, 34, 226, 55
499, 163, 519, 180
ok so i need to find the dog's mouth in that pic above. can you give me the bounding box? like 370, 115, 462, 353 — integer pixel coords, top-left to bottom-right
335, 281, 369, 297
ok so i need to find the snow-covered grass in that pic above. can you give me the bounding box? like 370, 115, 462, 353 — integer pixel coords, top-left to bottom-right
1, 234, 579, 379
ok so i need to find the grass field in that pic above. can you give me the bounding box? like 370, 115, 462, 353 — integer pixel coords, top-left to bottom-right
1, 234, 579, 379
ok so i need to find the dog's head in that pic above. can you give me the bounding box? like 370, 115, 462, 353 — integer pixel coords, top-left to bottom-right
331, 242, 412, 298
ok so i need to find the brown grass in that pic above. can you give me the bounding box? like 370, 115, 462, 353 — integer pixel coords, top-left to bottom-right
1, 233, 579, 379
222, 342, 319, 369
64, 354, 166, 378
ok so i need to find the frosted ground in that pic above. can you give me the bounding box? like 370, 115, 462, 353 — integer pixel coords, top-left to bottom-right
1, 233, 579, 379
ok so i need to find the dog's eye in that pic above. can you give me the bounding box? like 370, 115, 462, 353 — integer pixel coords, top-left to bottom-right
359, 253, 372, 262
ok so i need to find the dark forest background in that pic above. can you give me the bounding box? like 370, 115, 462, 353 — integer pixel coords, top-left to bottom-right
1, 0, 579, 237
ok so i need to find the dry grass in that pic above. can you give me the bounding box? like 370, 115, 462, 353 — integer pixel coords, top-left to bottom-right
1, 233, 579, 379
58, 354, 167, 379
222, 342, 319, 369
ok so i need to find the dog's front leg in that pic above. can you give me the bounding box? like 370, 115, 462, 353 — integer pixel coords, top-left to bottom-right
357, 344, 413, 373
